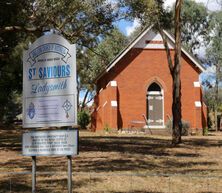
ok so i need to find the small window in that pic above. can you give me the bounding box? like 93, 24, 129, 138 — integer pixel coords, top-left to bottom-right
148, 82, 161, 92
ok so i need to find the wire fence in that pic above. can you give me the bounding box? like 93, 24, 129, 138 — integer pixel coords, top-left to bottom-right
1, 171, 222, 193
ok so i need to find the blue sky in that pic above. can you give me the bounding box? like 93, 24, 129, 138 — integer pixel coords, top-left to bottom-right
114, 19, 140, 36
114, 20, 131, 35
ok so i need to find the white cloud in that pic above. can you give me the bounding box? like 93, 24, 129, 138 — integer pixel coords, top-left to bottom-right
164, 0, 221, 11
125, 19, 140, 36
205, 65, 216, 73
164, 0, 175, 9
105, 0, 119, 10
203, 0, 222, 11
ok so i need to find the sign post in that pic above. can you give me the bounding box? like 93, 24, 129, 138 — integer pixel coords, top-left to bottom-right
67, 155, 72, 193
22, 34, 78, 192
32, 156, 36, 193
23, 129, 79, 192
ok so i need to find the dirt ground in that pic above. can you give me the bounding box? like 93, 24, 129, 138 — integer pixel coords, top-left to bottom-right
0, 126, 222, 193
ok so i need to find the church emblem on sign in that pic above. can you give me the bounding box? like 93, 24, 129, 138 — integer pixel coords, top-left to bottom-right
62, 99, 72, 118
28, 102, 35, 119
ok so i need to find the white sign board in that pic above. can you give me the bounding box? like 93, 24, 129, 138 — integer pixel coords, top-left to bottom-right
23, 34, 77, 128
22, 130, 78, 156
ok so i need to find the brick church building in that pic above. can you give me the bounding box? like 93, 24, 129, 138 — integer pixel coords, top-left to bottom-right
92, 26, 207, 133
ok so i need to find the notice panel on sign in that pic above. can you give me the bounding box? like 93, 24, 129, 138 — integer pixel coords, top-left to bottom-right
24, 95, 75, 128
22, 130, 78, 156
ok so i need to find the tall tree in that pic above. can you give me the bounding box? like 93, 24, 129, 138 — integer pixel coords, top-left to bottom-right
121, 0, 183, 144
172, 0, 183, 144
0, 0, 121, 122
78, 28, 128, 110
180, 0, 209, 54
0, 0, 32, 123
206, 10, 222, 130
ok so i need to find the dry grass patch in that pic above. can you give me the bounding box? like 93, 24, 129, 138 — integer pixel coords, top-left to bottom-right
0, 127, 222, 192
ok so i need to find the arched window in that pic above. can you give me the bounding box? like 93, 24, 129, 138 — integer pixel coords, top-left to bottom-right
148, 82, 161, 92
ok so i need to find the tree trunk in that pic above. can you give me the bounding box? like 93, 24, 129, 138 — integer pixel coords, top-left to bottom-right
214, 63, 219, 131
172, 71, 182, 144
172, 0, 183, 145
81, 89, 89, 111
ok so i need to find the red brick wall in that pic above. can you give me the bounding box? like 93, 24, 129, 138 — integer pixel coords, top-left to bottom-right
93, 48, 206, 131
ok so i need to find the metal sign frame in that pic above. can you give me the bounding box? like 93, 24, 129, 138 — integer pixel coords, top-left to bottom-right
23, 34, 77, 128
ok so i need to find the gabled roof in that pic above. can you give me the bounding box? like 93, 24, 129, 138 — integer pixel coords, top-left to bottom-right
95, 25, 205, 82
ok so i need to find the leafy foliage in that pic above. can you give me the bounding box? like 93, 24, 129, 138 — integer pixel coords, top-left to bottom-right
120, 0, 173, 29
2, 92, 22, 124
204, 10, 222, 129
122, 0, 209, 55
180, 0, 209, 54
78, 110, 90, 129
0, 0, 121, 122
78, 28, 128, 109
203, 88, 222, 129
206, 11, 222, 74
0, 1, 32, 122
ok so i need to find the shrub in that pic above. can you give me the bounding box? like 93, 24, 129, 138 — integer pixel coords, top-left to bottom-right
166, 118, 190, 136
103, 123, 111, 133
77, 110, 90, 129
203, 127, 208, 136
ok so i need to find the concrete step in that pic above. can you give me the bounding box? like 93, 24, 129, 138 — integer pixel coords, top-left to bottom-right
145, 128, 171, 136
119, 128, 171, 135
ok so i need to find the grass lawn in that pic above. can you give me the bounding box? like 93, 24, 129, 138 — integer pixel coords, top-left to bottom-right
0, 126, 222, 192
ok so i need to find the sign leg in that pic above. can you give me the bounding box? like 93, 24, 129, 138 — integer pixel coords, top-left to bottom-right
67, 155, 72, 193
32, 156, 36, 193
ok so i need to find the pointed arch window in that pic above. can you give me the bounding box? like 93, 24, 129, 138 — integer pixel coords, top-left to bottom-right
148, 82, 161, 92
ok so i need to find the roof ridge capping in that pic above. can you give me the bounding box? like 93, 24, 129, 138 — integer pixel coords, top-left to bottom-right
94, 26, 205, 82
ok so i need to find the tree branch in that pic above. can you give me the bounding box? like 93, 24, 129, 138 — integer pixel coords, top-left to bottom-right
81, 89, 89, 111
174, 0, 183, 73
0, 26, 41, 34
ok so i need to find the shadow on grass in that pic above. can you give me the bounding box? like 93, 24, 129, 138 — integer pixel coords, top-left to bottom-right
0, 127, 24, 151
76, 135, 218, 174
80, 136, 172, 156
0, 176, 32, 193
183, 138, 222, 147
37, 175, 103, 193
108, 192, 163, 193
0, 127, 221, 192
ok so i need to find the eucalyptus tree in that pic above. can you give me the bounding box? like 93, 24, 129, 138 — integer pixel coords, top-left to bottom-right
206, 10, 222, 130
0, 0, 121, 122
180, 0, 209, 54
78, 28, 128, 110
0, 0, 31, 122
